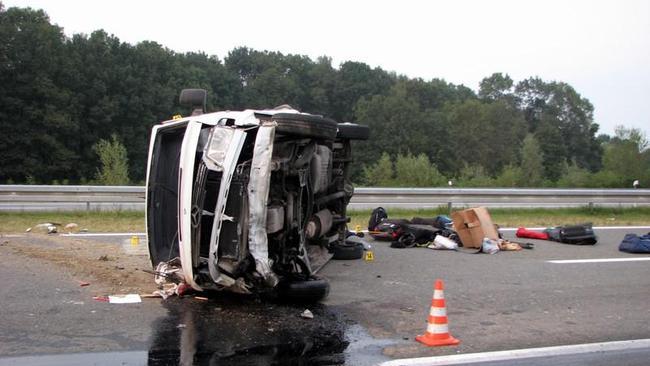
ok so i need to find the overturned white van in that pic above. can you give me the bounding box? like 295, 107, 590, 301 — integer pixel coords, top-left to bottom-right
146, 89, 369, 302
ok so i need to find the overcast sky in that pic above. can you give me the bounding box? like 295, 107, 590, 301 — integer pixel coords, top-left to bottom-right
6, 0, 650, 137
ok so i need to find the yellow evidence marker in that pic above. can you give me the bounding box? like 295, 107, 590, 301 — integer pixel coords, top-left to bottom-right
364, 250, 374, 261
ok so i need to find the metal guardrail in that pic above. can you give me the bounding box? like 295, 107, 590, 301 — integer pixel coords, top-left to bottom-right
1, 185, 649, 212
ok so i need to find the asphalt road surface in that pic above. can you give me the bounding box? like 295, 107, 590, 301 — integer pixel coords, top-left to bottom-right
0, 227, 649, 365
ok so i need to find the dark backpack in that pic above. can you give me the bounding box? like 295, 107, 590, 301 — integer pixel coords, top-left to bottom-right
370, 219, 410, 241
368, 207, 388, 231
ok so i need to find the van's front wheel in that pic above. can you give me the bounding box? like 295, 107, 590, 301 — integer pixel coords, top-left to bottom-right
277, 276, 330, 303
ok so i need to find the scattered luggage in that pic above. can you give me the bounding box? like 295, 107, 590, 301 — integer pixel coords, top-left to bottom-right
517, 224, 597, 245
516, 227, 550, 240
411, 215, 453, 230
547, 223, 597, 245
368, 207, 388, 231
619, 233, 650, 253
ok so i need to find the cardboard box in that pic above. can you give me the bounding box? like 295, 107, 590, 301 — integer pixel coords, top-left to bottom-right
451, 207, 499, 248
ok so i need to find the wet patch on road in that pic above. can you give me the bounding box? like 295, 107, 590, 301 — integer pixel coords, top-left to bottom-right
148, 295, 349, 365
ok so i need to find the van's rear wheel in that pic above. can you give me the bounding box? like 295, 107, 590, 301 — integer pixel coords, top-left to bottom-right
337, 123, 370, 140
272, 113, 338, 140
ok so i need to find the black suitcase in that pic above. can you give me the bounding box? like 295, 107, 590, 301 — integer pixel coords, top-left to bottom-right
547, 223, 597, 245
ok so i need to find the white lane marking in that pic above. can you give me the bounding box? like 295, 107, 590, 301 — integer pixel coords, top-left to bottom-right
61, 232, 146, 237
379, 338, 650, 366
548, 258, 650, 264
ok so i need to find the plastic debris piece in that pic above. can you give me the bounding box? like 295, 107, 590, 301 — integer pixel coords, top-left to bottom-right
108, 294, 142, 304
76, 280, 90, 287
195, 296, 208, 301
176, 324, 186, 329
93, 296, 109, 302
481, 238, 500, 254
25, 227, 32, 232
300, 309, 314, 319
140, 293, 163, 299
427, 235, 459, 250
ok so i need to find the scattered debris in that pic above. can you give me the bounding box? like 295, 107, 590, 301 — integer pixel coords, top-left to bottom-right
47, 225, 57, 234
92, 294, 142, 304
498, 239, 522, 251
176, 324, 186, 329
481, 238, 500, 254
300, 309, 314, 319
76, 280, 90, 287
176, 283, 194, 296
64, 223, 79, 232
520, 242, 535, 250
195, 296, 209, 301
98, 255, 110, 261
153, 284, 179, 300
140, 293, 163, 299
25, 227, 31, 233
427, 235, 458, 250
107, 294, 142, 304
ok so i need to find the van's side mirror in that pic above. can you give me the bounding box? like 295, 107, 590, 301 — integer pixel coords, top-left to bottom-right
179, 89, 207, 116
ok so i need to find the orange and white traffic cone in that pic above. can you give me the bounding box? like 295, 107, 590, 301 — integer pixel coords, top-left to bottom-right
416, 279, 460, 347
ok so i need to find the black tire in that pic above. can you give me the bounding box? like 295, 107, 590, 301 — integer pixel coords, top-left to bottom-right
332, 242, 364, 260
337, 123, 370, 140
272, 113, 338, 140
277, 276, 330, 303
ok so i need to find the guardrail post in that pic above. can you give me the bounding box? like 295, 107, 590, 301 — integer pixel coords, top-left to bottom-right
86, 201, 90, 212
447, 202, 452, 213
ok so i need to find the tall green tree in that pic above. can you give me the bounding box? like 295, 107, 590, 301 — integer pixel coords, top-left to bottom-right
0, 5, 77, 183
519, 134, 545, 187
444, 99, 527, 176
515, 77, 602, 174
479, 72, 514, 101
93, 134, 130, 185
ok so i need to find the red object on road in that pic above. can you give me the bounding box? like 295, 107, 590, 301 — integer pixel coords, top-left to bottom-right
516, 227, 549, 240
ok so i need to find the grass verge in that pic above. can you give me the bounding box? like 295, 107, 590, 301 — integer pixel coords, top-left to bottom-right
0, 211, 145, 234
1, 206, 649, 234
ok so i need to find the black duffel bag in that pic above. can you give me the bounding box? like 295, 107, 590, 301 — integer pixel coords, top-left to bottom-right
546, 223, 597, 245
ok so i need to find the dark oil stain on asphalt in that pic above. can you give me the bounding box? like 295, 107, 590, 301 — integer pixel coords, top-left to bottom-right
147, 294, 350, 365
0, 295, 396, 365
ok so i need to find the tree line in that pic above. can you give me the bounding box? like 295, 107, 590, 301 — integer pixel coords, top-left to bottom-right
1, 4, 648, 187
